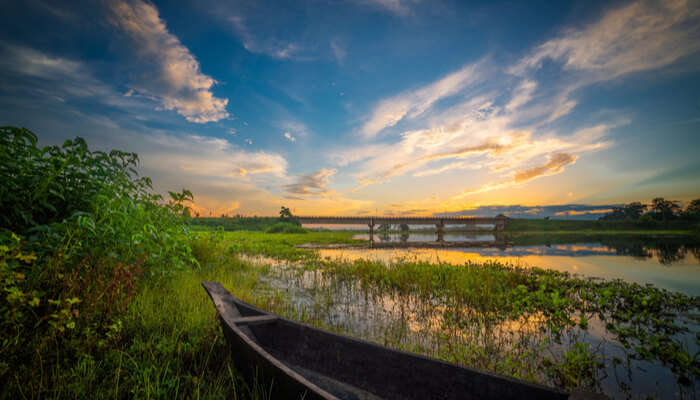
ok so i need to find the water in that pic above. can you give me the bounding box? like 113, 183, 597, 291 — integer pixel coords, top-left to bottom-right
239, 234, 700, 398
315, 234, 700, 296
353, 232, 497, 242
247, 253, 699, 399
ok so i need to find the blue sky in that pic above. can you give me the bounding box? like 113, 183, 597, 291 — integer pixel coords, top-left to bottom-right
1, 0, 699, 216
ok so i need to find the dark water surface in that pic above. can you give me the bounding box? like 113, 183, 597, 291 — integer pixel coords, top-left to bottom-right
334, 234, 700, 296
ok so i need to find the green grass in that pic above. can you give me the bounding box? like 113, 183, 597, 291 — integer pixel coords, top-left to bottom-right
504, 218, 700, 233
219, 230, 361, 261
2, 233, 284, 399
192, 217, 284, 232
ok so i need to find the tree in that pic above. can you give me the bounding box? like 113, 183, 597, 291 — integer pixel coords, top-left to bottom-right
399, 224, 410, 232
279, 206, 293, 219
684, 199, 700, 219
625, 202, 647, 219
651, 197, 680, 222
600, 202, 646, 221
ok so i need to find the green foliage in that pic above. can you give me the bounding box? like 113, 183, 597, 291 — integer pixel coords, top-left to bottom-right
544, 343, 602, 389
600, 202, 647, 221
377, 223, 391, 232
222, 230, 360, 261
506, 217, 699, 232
598, 197, 700, 224
192, 216, 283, 231
265, 222, 308, 234
279, 206, 293, 219
0, 127, 199, 397
685, 199, 700, 218
650, 197, 681, 221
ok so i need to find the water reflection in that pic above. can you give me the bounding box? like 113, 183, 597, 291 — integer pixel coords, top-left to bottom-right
320, 240, 700, 296
355, 232, 498, 243
353, 233, 700, 265
254, 259, 699, 399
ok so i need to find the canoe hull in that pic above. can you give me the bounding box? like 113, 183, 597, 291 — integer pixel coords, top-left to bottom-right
202, 281, 573, 400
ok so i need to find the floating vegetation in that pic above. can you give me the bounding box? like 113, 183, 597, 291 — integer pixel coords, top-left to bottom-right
214, 231, 699, 399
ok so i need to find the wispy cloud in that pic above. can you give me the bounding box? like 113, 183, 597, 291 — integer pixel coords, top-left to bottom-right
0, 43, 146, 111
330, 38, 346, 64
283, 132, 296, 142
452, 152, 578, 198
229, 15, 303, 60
140, 133, 287, 181
0, 43, 80, 78
278, 120, 310, 138
361, 62, 481, 137
284, 168, 337, 196
338, 1, 700, 203
507, 0, 700, 124
108, 0, 229, 123
351, 0, 418, 16
511, 0, 700, 79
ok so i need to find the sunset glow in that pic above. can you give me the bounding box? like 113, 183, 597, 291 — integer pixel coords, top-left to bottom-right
2, 0, 699, 216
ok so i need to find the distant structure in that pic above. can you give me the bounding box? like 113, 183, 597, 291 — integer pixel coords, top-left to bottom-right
296, 215, 507, 246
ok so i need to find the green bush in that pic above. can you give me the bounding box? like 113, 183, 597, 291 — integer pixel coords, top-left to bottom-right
0, 126, 198, 395
265, 222, 307, 234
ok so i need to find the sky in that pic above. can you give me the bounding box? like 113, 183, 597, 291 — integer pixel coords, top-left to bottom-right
1, 0, 699, 217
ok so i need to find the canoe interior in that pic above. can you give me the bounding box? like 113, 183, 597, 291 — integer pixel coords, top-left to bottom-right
203, 282, 571, 400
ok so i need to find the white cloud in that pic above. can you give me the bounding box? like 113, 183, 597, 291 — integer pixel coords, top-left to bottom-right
352, 0, 418, 16
229, 15, 303, 60
0, 44, 80, 78
453, 152, 578, 199
361, 62, 481, 137
339, 0, 700, 202
139, 133, 287, 180
511, 0, 700, 79
108, 0, 229, 123
283, 132, 296, 142
227, 128, 237, 135
0, 43, 148, 111
505, 80, 536, 112
278, 120, 310, 138
330, 38, 346, 64
284, 168, 337, 196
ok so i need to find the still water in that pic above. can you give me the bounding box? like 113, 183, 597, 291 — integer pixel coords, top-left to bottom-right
314, 233, 700, 296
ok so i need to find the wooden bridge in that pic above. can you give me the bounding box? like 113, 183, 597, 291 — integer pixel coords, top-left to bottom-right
296, 216, 507, 245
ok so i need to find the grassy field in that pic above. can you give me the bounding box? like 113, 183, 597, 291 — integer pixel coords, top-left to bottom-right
192, 217, 287, 232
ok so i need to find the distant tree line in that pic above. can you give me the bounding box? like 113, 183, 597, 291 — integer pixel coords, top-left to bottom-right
599, 197, 700, 222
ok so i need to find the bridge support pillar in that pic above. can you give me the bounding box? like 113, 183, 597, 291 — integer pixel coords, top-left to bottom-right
495, 216, 506, 231
368, 218, 375, 248
436, 221, 444, 243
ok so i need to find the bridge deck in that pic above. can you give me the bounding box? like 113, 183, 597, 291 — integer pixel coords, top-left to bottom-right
297, 216, 506, 225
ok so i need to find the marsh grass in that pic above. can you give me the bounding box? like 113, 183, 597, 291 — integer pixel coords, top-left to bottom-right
213, 231, 699, 398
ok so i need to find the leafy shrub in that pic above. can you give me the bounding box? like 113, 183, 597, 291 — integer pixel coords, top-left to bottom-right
265, 222, 307, 234
0, 126, 197, 395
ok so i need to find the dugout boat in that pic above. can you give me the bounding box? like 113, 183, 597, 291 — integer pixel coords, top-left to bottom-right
202, 281, 603, 400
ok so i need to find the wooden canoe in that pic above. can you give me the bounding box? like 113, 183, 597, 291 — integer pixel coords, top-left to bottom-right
202, 281, 601, 400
